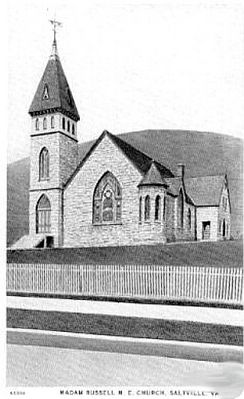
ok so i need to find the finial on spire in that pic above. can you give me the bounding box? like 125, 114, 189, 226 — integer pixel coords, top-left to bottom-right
49, 18, 62, 58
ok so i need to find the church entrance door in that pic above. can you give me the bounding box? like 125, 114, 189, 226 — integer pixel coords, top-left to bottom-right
202, 221, 210, 240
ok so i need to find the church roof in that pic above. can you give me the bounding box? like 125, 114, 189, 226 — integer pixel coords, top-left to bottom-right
184, 175, 225, 206
64, 131, 174, 187
29, 44, 80, 121
139, 161, 169, 186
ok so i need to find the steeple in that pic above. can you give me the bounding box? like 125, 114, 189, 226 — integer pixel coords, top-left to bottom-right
28, 20, 80, 121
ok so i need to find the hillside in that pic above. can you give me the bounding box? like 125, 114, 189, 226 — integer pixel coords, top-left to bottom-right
7, 130, 242, 246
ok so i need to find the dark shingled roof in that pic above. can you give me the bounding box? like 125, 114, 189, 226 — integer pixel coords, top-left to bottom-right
139, 161, 169, 186
65, 131, 174, 187
7, 240, 242, 268
29, 53, 80, 121
185, 175, 225, 206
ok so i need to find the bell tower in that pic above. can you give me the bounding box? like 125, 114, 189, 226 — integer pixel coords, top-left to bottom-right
28, 20, 80, 248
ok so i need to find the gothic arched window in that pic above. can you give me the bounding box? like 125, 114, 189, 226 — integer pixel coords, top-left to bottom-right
155, 195, 161, 221
35, 118, 39, 131
72, 123, 75, 135
139, 196, 142, 222
62, 117, 66, 130
36, 194, 51, 233
144, 195, 150, 221
67, 120, 70, 132
178, 189, 184, 228
93, 172, 122, 224
43, 117, 47, 130
51, 116, 55, 129
163, 196, 167, 221
39, 147, 49, 180
187, 208, 191, 230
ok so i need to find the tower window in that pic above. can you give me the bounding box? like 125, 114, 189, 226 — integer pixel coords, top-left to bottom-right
93, 171, 122, 224
144, 195, 150, 221
36, 194, 51, 233
67, 120, 70, 132
155, 195, 161, 221
72, 123, 75, 135
43, 117, 47, 130
39, 147, 49, 180
42, 84, 49, 100
35, 118, 39, 131
51, 116, 55, 129
62, 117, 65, 130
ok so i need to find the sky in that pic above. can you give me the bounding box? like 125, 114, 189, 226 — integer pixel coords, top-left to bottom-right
7, 0, 244, 163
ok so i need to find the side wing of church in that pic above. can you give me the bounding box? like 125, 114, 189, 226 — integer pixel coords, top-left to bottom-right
11, 34, 231, 249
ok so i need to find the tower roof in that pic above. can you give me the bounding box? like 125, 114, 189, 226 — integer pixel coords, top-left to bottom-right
29, 39, 80, 121
139, 160, 169, 187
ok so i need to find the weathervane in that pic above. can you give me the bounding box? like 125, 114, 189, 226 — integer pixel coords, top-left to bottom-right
49, 18, 62, 57
49, 18, 62, 45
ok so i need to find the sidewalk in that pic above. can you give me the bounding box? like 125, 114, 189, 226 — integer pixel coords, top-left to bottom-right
7, 296, 243, 326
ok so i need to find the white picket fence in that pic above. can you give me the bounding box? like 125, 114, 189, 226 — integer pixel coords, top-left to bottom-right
6, 263, 243, 305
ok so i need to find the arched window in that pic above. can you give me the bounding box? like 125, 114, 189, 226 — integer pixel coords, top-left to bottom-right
139, 196, 142, 222
178, 189, 184, 228
187, 208, 191, 230
223, 219, 226, 237
39, 147, 49, 180
36, 194, 51, 233
163, 196, 166, 221
93, 171, 122, 224
51, 116, 55, 129
155, 195, 161, 221
67, 120, 70, 132
35, 118, 39, 131
43, 117, 47, 130
72, 123, 75, 135
144, 195, 150, 221
62, 117, 66, 130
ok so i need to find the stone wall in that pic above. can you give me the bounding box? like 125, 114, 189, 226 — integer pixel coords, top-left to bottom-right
64, 134, 169, 247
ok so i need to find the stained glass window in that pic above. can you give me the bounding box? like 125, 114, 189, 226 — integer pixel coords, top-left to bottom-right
93, 172, 122, 224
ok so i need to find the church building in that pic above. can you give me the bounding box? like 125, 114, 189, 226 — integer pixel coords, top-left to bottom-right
12, 32, 231, 249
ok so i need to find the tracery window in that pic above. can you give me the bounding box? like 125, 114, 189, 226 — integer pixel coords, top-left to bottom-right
36, 194, 51, 233
39, 147, 49, 180
178, 189, 184, 228
144, 195, 150, 221
155, 195, 161, 221
93, 172, 122, 224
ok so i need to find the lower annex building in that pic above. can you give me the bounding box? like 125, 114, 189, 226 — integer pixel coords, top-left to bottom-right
12, 33, 231, 249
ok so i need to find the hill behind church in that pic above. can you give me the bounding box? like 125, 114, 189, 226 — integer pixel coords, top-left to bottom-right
7, 129, 243, 247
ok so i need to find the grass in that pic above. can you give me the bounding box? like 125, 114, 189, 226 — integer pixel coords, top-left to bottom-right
7, 239, 243, 268
7, 308, 243, 346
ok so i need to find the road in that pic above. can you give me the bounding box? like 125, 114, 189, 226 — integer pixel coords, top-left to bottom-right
7, 343, 223, 387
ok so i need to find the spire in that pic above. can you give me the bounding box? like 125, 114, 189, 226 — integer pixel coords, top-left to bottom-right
49, 19, 62, 59
28, 20, 80, 121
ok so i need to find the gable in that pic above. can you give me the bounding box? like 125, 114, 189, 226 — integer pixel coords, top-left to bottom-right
65, 131, 174, 188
